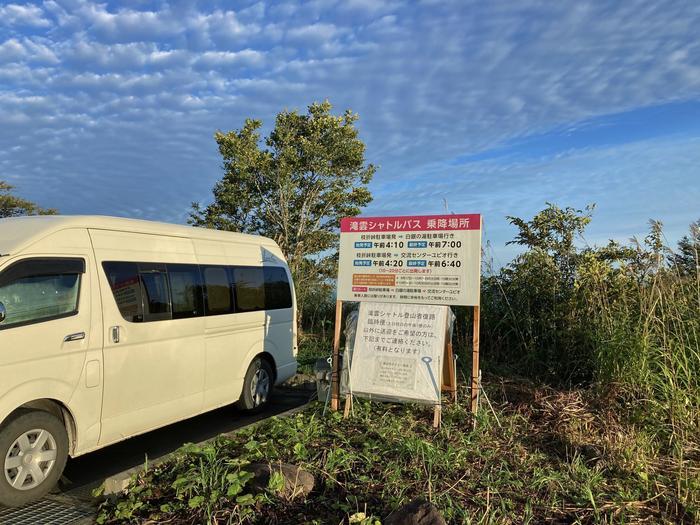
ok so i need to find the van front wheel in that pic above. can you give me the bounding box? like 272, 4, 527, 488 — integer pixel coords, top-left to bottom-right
0, 409, 68, 507
238, 357, 274, 413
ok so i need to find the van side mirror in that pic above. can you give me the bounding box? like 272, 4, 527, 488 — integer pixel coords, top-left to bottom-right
0, 302, 5, 323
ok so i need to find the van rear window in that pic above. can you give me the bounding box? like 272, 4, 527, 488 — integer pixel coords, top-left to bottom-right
168, 264, 204, 319
232, 267, 265, 312
263, 267, 293, 310
202, 266, 233, 315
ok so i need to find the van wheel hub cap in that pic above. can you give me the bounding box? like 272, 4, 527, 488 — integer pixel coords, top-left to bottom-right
4, 429, 58, 491
250, 368, 271, 407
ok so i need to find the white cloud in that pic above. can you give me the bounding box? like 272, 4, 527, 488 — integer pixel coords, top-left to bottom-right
197, 9, 261, 42
196, 49, 266, 68
0, 3, 51, 28
286, 23, 344, 44
0, 39, 27, 62
20, 38, 59, 64
0, 0, 698, 247
64, 40, 189, 70
238, 2, 266, 22
77, 3, 180, 42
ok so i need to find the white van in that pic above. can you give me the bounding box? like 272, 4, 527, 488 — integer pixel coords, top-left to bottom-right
0, 215, 297, 506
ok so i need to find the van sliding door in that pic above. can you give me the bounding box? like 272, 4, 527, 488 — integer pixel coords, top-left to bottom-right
89, 230, 205, 446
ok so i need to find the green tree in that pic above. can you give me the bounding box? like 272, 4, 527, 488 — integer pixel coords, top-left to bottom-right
484, 203, 627, 383
0, 181, 57, 218
672, 219, 699, 277
506, 203, 594, 284
190, 101, 375, 325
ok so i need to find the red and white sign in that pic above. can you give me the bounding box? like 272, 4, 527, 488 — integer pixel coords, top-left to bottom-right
337, 213, 482, 306
341, 214, 481, 233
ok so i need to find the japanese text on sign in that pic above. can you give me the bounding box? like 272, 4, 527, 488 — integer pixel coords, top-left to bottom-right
337, 213, 482, 306
349, 302, 448, 404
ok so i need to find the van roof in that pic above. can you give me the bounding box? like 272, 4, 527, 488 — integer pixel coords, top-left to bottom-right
0, 215, 277, 257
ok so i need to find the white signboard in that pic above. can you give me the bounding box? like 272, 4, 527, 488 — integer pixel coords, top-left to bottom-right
337, 214, 482, 306
349, 302, 448, 404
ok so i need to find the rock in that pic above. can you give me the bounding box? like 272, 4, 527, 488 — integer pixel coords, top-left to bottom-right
245, 462, 315, 500
385, 499, 446, 525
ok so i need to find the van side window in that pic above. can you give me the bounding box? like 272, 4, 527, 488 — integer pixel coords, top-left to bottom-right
103, 262, 144, 322
102, 261, 294, 321
264, 267, 292, 310
167, 264, 204, 319
202, 266, 233, 315
233, 267, 265, 312
138, 264, 171, 321
0, 258, 84, 329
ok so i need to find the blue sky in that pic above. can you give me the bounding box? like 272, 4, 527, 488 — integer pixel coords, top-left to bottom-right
1, 0, 699, 263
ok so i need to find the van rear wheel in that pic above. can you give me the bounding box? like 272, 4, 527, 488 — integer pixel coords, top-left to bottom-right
0, 409, 68, 507
238, 357, 274, 413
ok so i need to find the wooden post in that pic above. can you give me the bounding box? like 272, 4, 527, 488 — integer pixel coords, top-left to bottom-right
442, 341, 457, 402
343, 393, 352, 418
433, 404, 442, 428
441, 308, 457, 402
470, 305, 481, 415
330, 300, 343, 411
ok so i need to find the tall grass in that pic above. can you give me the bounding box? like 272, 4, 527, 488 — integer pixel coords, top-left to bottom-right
581, 255, 700, 447
481, 205, 700, 449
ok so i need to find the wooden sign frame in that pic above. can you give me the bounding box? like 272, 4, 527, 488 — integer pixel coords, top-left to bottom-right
330, 301, 481, 422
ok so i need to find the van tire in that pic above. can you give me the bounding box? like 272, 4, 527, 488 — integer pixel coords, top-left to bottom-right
0, 409, 69, 507
238, 357, 274, 413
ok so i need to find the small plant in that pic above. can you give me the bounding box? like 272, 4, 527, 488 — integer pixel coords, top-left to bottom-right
96, 440, 260, 524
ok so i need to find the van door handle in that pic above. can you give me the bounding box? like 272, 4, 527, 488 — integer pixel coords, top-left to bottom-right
111, 326, 120, 343
64, 332, 86, 342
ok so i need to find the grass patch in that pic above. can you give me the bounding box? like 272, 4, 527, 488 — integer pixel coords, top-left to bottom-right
295, 332, 333, 376
96, 379, 699, 524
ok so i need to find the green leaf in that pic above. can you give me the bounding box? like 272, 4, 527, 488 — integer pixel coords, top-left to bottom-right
227, 478, 243, 497
236, 494, 255, 506
268, 470, 285, 493
293, 442, 307, 458
244, 440, 259, 451
188, 495, 205, 508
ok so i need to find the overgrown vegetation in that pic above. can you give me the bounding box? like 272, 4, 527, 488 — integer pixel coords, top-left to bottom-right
482, 204, 700, 447
96, 386, 699, 524
97, 204, 699, 524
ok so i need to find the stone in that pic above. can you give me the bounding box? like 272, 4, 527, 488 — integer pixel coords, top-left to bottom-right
385, 499, 446, 525
245, 462, 315, 500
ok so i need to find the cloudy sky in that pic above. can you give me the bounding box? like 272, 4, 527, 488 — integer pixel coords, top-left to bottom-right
1, 0, 699, 262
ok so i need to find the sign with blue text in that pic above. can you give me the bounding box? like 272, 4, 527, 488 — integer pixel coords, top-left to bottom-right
337, 214, 482, 306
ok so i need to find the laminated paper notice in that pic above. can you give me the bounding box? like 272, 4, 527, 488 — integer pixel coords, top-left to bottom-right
349, 302, 448, 405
